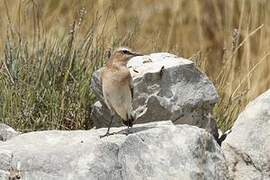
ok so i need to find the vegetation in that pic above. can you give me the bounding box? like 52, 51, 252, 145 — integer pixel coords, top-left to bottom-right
0, 0, 269, 132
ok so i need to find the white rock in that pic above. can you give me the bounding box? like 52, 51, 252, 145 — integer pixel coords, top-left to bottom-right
91, 53, 219, 139
0, 121, 229, 180
0, 124, 20, 142
222, 89, 270, 180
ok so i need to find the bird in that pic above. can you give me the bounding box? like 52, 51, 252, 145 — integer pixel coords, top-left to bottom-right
100, 47, 143, 138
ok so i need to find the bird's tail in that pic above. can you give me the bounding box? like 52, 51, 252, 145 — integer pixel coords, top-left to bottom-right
123, 112, 135, 127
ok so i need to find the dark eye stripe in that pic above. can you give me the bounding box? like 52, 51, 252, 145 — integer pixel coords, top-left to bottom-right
122, 50, 132, 55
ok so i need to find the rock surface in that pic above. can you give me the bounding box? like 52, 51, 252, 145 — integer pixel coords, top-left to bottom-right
0, 121, 229, 180
0, 124, 19, 142
222, 90, 270, 180
91, 53, 219, 138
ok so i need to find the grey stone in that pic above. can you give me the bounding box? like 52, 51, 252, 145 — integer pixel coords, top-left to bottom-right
0, 121, 229, 180
222, 89, 270, 180
0, 124, 19, 142
91, 53, 219, 139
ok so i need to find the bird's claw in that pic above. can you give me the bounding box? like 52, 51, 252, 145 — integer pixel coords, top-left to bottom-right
113, 128, 132, 136
99, 132, 116, 138
121, 131, 129, 136
123, 127, 132, 136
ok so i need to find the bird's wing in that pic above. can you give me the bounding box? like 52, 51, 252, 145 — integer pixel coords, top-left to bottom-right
128, 74, 134, 99
116, 67, 133, 99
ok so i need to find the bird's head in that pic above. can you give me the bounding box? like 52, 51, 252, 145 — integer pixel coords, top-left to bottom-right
111, 47, 143, 65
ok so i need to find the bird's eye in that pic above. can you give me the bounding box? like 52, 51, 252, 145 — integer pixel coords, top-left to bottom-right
122, 50, 129, 54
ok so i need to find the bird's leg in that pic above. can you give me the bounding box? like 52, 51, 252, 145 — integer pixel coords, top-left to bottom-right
123, 122, 133, 136
100, 114, 115, 138
120, 126, 130, 136
126, 125, 131, 135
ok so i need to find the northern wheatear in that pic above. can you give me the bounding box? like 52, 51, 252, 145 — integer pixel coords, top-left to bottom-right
100, 47, 143, 138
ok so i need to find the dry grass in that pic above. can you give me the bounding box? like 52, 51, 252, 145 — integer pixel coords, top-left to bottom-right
0, 0, 270, 131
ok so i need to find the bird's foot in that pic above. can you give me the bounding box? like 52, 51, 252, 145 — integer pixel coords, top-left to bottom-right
121, 130, 129, 136
122, 127, 132, 136
114, 127, 132, 136
99, 132, 116, 138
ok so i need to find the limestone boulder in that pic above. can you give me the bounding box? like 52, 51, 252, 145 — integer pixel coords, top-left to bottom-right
0, 121, 229, 180
0, 124, 19, 142
222, 90, 270, 180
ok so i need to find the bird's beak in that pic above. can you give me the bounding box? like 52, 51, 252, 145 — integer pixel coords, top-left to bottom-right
130, 52, 144, 57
